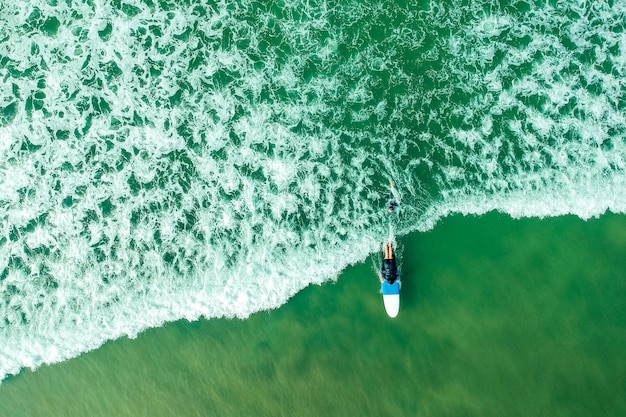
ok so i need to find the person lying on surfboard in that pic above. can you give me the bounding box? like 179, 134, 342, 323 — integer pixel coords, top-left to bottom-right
379, 242, 399, 284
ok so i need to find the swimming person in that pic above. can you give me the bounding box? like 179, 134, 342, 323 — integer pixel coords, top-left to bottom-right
380, 242, 398, 284
386, 181, 399, 214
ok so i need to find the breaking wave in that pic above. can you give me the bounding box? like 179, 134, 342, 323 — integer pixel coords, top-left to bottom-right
1, 0, 625, 381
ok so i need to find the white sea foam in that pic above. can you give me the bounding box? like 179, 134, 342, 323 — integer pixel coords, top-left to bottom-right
1, 0, 626, 383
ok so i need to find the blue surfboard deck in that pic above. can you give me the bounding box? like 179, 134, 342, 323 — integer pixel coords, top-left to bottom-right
382, 280, 400, 295
381, 280, 400, 317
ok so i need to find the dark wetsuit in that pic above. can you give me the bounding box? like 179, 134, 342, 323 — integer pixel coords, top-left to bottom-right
381, 256, 398, 284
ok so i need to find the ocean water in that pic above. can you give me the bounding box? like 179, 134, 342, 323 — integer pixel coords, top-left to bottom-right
0, 0, 625, 382
0, 213, 625, 417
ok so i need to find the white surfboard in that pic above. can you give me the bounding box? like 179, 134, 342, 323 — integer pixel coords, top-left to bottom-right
382, 280, 400, 318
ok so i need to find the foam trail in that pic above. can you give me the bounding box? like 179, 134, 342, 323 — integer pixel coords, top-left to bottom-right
1, 0, 626, 382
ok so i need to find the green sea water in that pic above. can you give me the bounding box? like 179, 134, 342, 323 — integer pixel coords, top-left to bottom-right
1, 212, 625, 416
2, 0, 626, 409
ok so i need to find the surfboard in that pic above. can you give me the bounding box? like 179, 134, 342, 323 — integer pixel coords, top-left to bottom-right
381, 279, 400, 318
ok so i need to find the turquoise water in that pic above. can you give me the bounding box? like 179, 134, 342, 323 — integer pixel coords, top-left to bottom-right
1, 0, 626, 389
